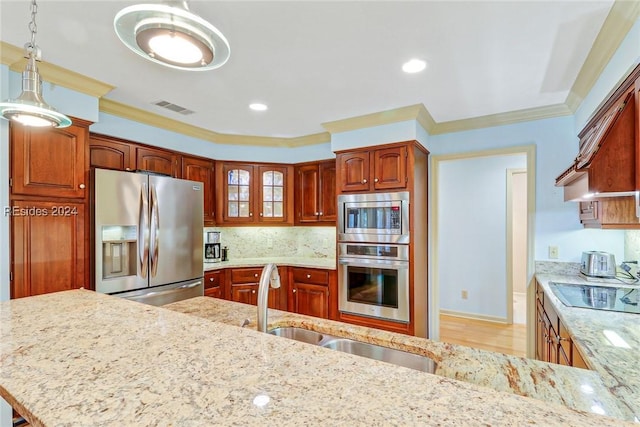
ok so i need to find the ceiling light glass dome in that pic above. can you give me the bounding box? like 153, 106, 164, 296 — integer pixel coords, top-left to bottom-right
114, 2, 230, 71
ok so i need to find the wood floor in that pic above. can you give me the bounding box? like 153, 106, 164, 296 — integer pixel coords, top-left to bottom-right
439, 314, 527, 357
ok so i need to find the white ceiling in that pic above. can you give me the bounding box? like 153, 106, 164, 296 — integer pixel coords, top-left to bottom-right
0, 0, 615, 138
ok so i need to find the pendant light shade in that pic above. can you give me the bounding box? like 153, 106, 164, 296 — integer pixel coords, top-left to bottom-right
0, 0, 72, 128
114, 2, 230, 71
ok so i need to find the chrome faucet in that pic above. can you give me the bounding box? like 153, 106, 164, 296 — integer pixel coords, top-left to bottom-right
257, 263, 281, 333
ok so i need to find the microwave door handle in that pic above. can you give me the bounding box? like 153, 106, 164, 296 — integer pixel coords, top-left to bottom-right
149, 184, 160, 277
339, 258, 409, 268
138, 182, 149, 278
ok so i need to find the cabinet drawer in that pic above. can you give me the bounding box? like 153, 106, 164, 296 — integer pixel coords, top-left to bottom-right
204, 271, 223, 289
231, 268, 263, 283
293, 268, 329, 285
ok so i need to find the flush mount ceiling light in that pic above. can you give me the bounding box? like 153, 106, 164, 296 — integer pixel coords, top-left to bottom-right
249, 103, 268, 111
402, 59, 427, 74
114, 1, 230, 71
0, 0, 72, 128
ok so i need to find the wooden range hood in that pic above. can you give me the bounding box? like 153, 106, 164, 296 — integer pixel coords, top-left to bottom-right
556, 64, 640, 204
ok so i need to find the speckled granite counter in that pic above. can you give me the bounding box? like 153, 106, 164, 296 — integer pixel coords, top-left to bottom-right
535, 269, 640, 423
1, 290, 632, 426
204, 256, 335, 271
166, 296, 637, 422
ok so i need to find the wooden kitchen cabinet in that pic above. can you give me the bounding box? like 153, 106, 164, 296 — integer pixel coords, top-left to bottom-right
578, 197, 640, 229
337, 144, 408, 193
11, 120, 89, 199
535, 282, 588, 369
204, 270, 225, 298
89, 133, 135, 171
182, 155, 215, 225
11, 199, 87, 298
217, 162, 293, 225
289, 268, 331, 318
227, 267, 286, 309
136, 146, 179, 177
294, 160, 336, 224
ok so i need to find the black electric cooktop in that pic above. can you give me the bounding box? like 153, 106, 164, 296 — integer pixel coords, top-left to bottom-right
549, 282, 640, 314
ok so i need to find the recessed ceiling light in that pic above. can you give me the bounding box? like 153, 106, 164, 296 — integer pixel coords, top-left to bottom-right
402, 59, 427, 74
249, 103, 268, 111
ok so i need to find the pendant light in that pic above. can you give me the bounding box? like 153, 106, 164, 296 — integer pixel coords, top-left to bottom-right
114, 1, 230, 71
0, 0, 72, 128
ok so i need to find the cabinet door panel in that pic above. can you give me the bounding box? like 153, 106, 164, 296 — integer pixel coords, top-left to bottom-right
11, 200, 86, 298
296, 164, 320, 223
89, 136, 134, 171
136, 147, 178, 177
183, 156, 215, 224
338, 151, 370, 192
292, 283, 329, 318
373, 146, 407, 190
11, 123, 87, 198
258, 166, 290, 223
231, 284, 258, 305
223, 164, 254, 223
319, 161, 337, 222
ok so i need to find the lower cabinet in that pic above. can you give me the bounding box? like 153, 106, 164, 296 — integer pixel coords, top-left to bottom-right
535, 282, 589, 369
11, 199, 87, 298
227, 267, 286, 310
290, 268, 330, 318
204, 270, 225, 298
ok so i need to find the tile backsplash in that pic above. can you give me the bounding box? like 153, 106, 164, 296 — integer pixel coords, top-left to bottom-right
625, 230, 640, 263
204, 226, 336, 259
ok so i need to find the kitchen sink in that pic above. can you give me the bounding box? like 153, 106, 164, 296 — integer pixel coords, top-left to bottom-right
268, 327, 325, 344
321, 338, 437, 374
268, 327, 437, 374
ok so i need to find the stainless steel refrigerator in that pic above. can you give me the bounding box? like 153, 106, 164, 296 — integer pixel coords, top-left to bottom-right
94, 168, 204, 305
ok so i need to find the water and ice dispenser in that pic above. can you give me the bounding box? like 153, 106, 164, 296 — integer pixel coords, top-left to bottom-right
101, 226, 138, 279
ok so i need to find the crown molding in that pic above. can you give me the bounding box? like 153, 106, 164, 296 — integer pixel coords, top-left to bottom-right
1, 41, 114, 98
322, 104, 426, 134
566, 0, 640, 113
430, 104, 573, 135
100, 98, 330, 148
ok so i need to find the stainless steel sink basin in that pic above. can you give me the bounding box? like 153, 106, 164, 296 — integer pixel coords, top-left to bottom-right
268, 327, 324, 344
321, 338, 437, 374
268, 326, 437, 374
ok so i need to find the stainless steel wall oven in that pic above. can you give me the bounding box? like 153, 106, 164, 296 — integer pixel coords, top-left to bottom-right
338, 243, 409, 322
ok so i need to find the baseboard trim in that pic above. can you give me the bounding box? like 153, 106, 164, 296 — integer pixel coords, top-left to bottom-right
440, 309, 508, 324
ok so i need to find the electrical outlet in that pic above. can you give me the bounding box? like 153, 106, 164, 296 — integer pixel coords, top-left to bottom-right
549, 246, 559, 259
461, 290, 468, 299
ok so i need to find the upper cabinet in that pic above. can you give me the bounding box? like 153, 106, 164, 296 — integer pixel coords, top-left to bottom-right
217, 162, 293, 225
136, 146, 179, 177
182, 156, 215, 225
89, 134, 135, 171
295, 159, 336, 224
11, 120, 90, 199
337, 145, 407, 193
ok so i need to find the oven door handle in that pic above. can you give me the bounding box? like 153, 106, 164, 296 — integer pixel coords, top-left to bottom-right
338, 258, 409, 269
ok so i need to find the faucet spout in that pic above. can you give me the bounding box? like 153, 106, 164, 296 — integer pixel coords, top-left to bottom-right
257, 263, 280, 333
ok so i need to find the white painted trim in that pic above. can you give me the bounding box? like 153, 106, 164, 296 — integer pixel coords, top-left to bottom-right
440, 309, 508, 324
506, 168, 527, 326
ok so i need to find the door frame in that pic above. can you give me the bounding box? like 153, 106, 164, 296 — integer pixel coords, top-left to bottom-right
429, 145, 536, 355
506, 168, 527, 325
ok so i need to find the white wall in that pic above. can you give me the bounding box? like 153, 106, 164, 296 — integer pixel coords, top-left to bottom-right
438, 154, 526, 318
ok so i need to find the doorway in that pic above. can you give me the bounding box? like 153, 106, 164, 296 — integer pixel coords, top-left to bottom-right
430, 145, 535, 357
507, 168, 527, 325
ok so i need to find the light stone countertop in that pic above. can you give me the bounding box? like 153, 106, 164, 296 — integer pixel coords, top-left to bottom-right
204, 256, 336, 271
535, 272, 640, 422
0, 290, 633, 426
166, 296, 637, 422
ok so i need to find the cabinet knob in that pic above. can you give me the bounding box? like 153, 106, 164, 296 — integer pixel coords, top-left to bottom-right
319, 212, 323, 216
293, 289, 296, 293
306, 274, 311, 279
254, 273, 259, 278
374, 178, 379, 183
209, 277, 214, 282
252, 290, 256, 294
249, 212, 253, 217
260, 212, 263, 217
79, 184, 86, 189
362, 179, 367, 184
125, 168, 131, 171
315, 212, 319, 216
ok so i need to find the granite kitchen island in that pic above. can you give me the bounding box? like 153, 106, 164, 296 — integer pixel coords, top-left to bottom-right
0, 290, 633, 426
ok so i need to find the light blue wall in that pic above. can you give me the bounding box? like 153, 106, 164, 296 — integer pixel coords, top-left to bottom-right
331, 120, 419, 152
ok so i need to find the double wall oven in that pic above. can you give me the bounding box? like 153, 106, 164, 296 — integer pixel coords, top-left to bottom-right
337, 192, 410, 323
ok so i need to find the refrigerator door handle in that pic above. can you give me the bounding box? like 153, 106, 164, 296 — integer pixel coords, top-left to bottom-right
149, 184, 160, 277
139, 182, 149, 279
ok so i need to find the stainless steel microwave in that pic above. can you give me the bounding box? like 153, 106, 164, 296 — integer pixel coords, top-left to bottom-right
337, 191, 410, 243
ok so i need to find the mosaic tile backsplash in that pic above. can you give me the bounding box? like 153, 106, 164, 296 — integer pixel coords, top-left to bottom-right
204, 226, 336, 259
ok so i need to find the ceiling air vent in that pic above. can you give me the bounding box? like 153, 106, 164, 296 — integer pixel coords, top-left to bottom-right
153, 100, 195, 115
